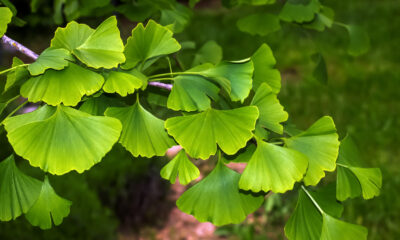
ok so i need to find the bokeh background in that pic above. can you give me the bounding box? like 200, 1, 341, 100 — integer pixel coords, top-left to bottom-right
0, 0, 399, 239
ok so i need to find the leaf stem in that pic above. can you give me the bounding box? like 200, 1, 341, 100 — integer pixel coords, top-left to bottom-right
336, 162, 350, 168
333, 21, 348, 28
149, 72, 202, 79
0, 100, 28, 126
301, 185, 325, 215
0, 64, 29, 76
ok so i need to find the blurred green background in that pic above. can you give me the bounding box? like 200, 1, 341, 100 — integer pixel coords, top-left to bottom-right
0, 0, 399, 239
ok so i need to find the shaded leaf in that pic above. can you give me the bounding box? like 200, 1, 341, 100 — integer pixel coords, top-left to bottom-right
103, 71, 144, 97
160, 3, 192, 33
279, 0, 320, 23
285, 116, 340, 186
5, 57, 29, 93
25, 176, 72, 229
4, 105, 122, 175
51, 21, 94, 51
0, 155, 42, 221
345, 24, 370, 56
79, 95, 125, 116
303, 6, 334, 31
192, 40, 223, 67
311, 53, 328, 84
165, 106, 258, 159
0, 7, 12, 37
27, 48, 73, 76
239, 140, 307, 193
251, 44, 281, 93
21, 62, 104, 106
177, 159, 264, 226
160, 150, 200, 185
105, 101, 175, 158
237, 13, 281, 36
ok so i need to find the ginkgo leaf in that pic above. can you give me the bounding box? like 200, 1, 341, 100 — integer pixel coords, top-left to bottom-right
237, 13, 281, 36
336, 135, 382, 201
0, 155, 42, 221
177, 159, 264, 226
303, 6, 334, 32
167, 74, 219, 112
192, 40, 223, 67
25, 176, 72, 229
0, 7, 12, 37
165, 106, 259, 159
73, 16, 125, 69
311, 53, 328, 84
21, 62, 104, 106
239, 140, 307, 193
251, 44, 281, 93
103, 71, 144, 97
105, 101, 175, 158
320, 214, 368, 240
251, 83, 288, 134
160, 3, 192, 33
123, 20, 181, 69
5, 57, 29, 92
3, 105, 122, 175
285, 116, 340, 186
160, 150, 200, 185
345, 24, 370, 56
50, 21, 94, 51
279, 0, 320, 23
27, 48, 74, 76
79, 95, 125, 116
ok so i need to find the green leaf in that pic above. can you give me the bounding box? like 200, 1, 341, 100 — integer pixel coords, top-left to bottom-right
0, 7, 12, 37
229, 144, 257, 163
103, 71, 144, 97
27, 48, 74, 76
167, 75, 219, 112
5, 57, 29, 92
345, 24, 370, 56
3, 105, 122, 175
79, 95, 125, 116
320, 214, 368, 240
25, 176, 72, 229
285, 116, 340, 186
237, 13, 281, 36
311, 53, 328, 84
105, 101, 175, 158
302, 6, 334, 32
160, 150, 200, 185
51, 21, 95, 51
279, 0, 320, 23
251, 83, 288, 134
239, 0, 276, 5
160, 3, 192, 33
251, 44, 281, 93
165, 106, 258, 159
72, 16, 125, 69
177, 159, 264, 226
336, 135, 382, 201
0, 155, 42, 221
123, 20, 181, 69
239, 140, 307, 193
192, 40, 223, 67
189, 0, 201, 8
21, 62, 104, 106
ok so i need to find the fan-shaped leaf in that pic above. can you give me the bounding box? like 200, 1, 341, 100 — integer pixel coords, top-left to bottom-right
160, 3, 192, 33
5, 57, 29, 92
0, 155, 42, 221
160, 150, 200, 185
251, 83, 288, 134
165, 106, 258, 159
73, 16, 125, 69
0, 7, 12, 37
25, 176, 72, 229
239, 140, 307, 193
105, 101, 175, 158
21, 62, 104, 106
303, 6, 334, 32
50, 21, 94, 51
237, 13, 281, 36
285, 116, 339, 186
345, 24, 370, 56
103, 71, 144, 97
79, 95, 125, 116
27, 48, 73, 76
279, 0, 320, 23
320, 214, 368, 240
4, 105, 122, 175
123, 20, 181, 69
251, 44, 281, 93
177, 159, 264, 226
192, 40, 223, 67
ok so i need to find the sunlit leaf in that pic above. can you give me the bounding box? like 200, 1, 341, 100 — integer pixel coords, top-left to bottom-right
105, 101, 175, 158
336, 135, 382, 201
251, 44, 281, 93
251, 83, 288, 134
103, 71, 144, 97
320, 214, 368, 240
27, 48, 74, 76
0, 155, 42, 221
279, 0, 320, 23
345, 24, 370, 56
192, 40, 223, 67
73, 16, 125, 69
0, 7, 12, 37
4, 105, 122, 175
239, 140, 307, 193
25, 176, 72, 229
177, 159, 264, 226
165, 106, 258, 159
285, 116, 340, 186
50, 21, 94, 51
21, 62, 104, 106
237, 13, 281, 36
123, 20, 181, 69
160, 150, 200, 185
